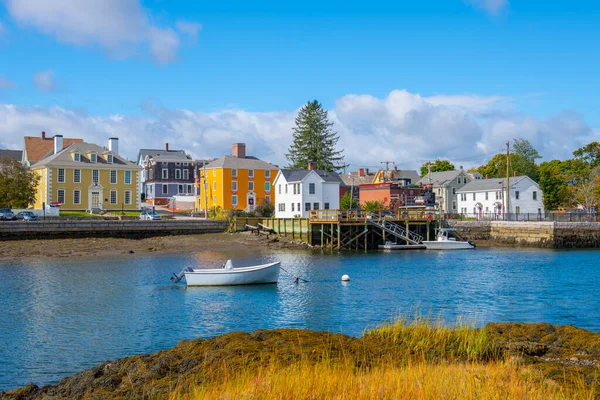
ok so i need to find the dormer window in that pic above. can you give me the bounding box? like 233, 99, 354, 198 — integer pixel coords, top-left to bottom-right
73, 152, 81, 162
107, 154, 114, 164
90, 153, 97, 163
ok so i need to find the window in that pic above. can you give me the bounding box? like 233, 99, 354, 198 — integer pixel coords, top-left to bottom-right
162, 169, 168, 179
533, 191, 537, 200
278, 203, 285, 212
297, 202, 300, 211
265, 182, 270, 192
90, 153, 97, 163
285, 185, 288, 194
57, 189, 65, 204
175, 169, 181, 179
472, 193, 476, 201
292, 203, 295, 212
57, 168, 65, 183
452, 201, 456, 210
313, 202, 320, 210
178, 184, 184, 194
309, 183, 315, 194
213, 196, 217, 205
296, 183, 300, 193
187, 184, 192, 193
125, 170, 131, 184
293, 184, 297, 195
92, 170, 99, 185
74, 169, 81, 183
515, 191, 520, 200
232, 195, 238, 206
265, 170, 270, 179
248, 181, 254, 191
248, 169, 254, 178
452, 188, 456, 195
110, 190, 117, 204
232, 168, 237, 178
175, 162, 181, 166
183, 162, 188, 166
305, 203, 310, 211
324, 202, 330, 210
107, 154, 114, 164
457, 178, 461, 184
516, 205, 520, 214
74, 152, 80, 162
213, 182, 216, 191
162, 184, 168, 194
73, 190, 81, 205
213, 169, 216, 177
124, 191, 131, 205
183, 170, 189, 180
278, 184, 281, 194
110, 170, 117, 184
485, 192, 488, 200
232, 181, 238, 191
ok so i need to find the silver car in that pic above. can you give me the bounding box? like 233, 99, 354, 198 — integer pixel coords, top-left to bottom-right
16, 211, 39, 221
139, 210, 162, 220
0, 208, 16, 221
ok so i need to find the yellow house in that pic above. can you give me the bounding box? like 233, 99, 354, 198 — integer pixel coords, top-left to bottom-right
197, 143, 278, 212
31, 136, 142, 211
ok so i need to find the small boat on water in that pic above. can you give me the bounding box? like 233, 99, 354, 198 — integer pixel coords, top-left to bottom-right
378, 241, 426, 251
171, 260, 281, 286
422, 228, 475, 250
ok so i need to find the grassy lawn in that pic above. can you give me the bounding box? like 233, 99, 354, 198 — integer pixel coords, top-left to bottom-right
59, 211, 98, 217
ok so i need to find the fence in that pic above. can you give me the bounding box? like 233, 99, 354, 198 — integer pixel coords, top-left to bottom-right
445, 212, 600, 223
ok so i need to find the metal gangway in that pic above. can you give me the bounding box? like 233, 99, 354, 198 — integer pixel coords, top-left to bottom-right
367, 217, 424, 245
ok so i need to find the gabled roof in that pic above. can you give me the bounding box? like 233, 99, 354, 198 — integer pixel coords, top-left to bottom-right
23, 136, 83, 164
0, 149, 22, 162
138, 149, 189, 163
205, 155, 277, 170
32, 142, 141, 169
375, 169, 421, 184
339, 173, 373, 186
279, 169, 344, 184
417, 170, 466, 186
457, 176, 537, 193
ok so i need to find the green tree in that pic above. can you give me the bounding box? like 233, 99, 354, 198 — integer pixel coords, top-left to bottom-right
362, 200, 385, 211
0, 158, 39, 208
538, 160, 573, 210
476, 153, 539, 181
419, 160, 455, 177
340, 191, 359, 210
513, 138, 541, 163
573, 142, 600, 168
286, 100, 346, 172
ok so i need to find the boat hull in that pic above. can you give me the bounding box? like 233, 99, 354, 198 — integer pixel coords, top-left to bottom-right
184, 262, 281, 286
422, 241, 475, 250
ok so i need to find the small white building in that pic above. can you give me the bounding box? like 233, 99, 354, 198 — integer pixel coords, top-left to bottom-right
273, 164, 343, 218
457, 175, 544, 218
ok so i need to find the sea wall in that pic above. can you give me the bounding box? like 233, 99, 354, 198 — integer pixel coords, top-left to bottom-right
446, 220, 600, 248
0, 220, 227, 240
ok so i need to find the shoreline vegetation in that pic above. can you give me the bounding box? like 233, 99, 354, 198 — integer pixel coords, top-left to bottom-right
3, 318, 600, 399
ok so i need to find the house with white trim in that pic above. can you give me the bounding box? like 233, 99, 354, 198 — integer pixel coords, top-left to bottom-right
273, 163, 344, 218
417, 168, 472, 213
457, 175, 544, 218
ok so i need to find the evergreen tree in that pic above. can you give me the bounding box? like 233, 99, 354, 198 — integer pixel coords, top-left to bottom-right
286, 100, 346, 172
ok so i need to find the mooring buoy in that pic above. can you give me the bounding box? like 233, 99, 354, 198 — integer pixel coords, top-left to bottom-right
341, 274, 350, 282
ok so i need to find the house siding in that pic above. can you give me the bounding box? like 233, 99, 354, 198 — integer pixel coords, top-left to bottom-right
273, 171, 341, 218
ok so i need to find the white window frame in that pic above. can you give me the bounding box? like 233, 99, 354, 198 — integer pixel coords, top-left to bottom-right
92, 169, 99, 185
213, 181, 216, 191
178, 184, 184, 194
110, 170, 117, 184
107, 154, 114, 164
57, 168, 65, 183
124, 170, 131, 184
265, 170, 270, 179
248, 169, 254, 178
90, 153, 97, 163
162, 169, 168, 179
73, 190, 81, 205
162, 184, 168, 195
248, 181, 254, 191
232, 168, 238, 178
183, 169, 189, 180
175, 169, 182, 180
73, 152, 80, 162
73, 169, 81, 183
309, 183, 315, 194
232, 195, 238, 206
110, 190, 117, 205
57, 189, 65, 204
124, 190, 132, 205
232, 181, 238, 191
187, 184, 193, 193
265, 181, 270, 192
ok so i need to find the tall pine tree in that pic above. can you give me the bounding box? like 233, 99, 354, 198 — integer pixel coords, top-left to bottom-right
286, 100, 346, 172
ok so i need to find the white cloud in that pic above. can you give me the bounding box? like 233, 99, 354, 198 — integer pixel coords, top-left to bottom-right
0, 76, 15, 89
0, 90, 596, 171
2, 0, 199, 63
466, 0, 508, 15
176, 21, 202, 40
32, 70, 55, 92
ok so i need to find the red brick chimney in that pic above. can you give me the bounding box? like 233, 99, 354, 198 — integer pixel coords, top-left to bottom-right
307, 161, 317, 170
41, 131, 46, 140
166, 143, 169, 151
459, 165, 463, 170
358, 168, 365, 177
232, 143, 246, 158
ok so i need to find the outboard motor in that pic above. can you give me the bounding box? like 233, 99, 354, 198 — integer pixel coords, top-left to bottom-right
171, 267, 194, 283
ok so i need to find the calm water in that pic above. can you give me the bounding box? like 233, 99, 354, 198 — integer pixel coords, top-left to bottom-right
1, 247, 599, 390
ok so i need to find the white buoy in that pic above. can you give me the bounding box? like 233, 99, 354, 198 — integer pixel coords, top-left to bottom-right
341, 274, 350, 282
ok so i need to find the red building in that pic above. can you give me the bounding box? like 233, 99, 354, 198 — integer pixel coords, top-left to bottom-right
358, 183, 425, 209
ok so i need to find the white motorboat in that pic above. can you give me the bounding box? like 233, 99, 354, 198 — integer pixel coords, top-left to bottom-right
170, 260, 281, 286
422, 228, 475, 250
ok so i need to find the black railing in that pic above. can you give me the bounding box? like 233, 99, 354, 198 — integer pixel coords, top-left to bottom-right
445, 212, 600, 222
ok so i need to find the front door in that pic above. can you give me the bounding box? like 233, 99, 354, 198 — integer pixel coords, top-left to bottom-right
247, 192, 256, 212
91, 191, 100, 208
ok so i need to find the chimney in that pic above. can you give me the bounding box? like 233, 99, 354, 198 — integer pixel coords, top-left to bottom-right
358, 168, 365, 177
394, 166, 398, 171
485, 174, 489, 179
459, 165, 463, 170
232, 143, 246, 158
513, 171, 518, 177
53, 135, 63, 155
108, 137, 119, 155
41, 131, 46, 140
166, 143, 169, 152
307, 161, 317, 170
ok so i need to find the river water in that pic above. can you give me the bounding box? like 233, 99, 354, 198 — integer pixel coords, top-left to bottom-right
1, 247, 599, 390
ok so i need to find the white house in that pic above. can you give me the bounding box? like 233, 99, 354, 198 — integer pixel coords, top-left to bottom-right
457, 175, 544, 218
273, 164, 343, 218
417, 169, 472, 213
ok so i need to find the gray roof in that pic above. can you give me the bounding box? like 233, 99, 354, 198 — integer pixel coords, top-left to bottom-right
389, 169, 420, 183
0, 149, 22, 162
280, 169, 344, 184
32, 142, 141, 169
205, 155, 277, 170
457, 176, 529, 192
417, 170, 465, 186
339, 174, 373, 186
138, 149, 189, 163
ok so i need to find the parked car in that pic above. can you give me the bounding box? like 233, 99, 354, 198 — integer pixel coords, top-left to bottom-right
139, 210, 162, 220
16, 211, 39, 221
0, 208, 16, 221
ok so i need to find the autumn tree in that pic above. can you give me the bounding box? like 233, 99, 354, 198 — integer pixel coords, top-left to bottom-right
419, 159, 455, 177
0, 158, 39, 208
286, 100, 346, 172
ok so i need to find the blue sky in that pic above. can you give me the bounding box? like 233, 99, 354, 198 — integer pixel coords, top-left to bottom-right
0, 0, 598, 168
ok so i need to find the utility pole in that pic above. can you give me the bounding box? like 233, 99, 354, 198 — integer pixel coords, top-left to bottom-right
380, 160, 395, 182
349, 175, 355, 211
505, 141, 510, 220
